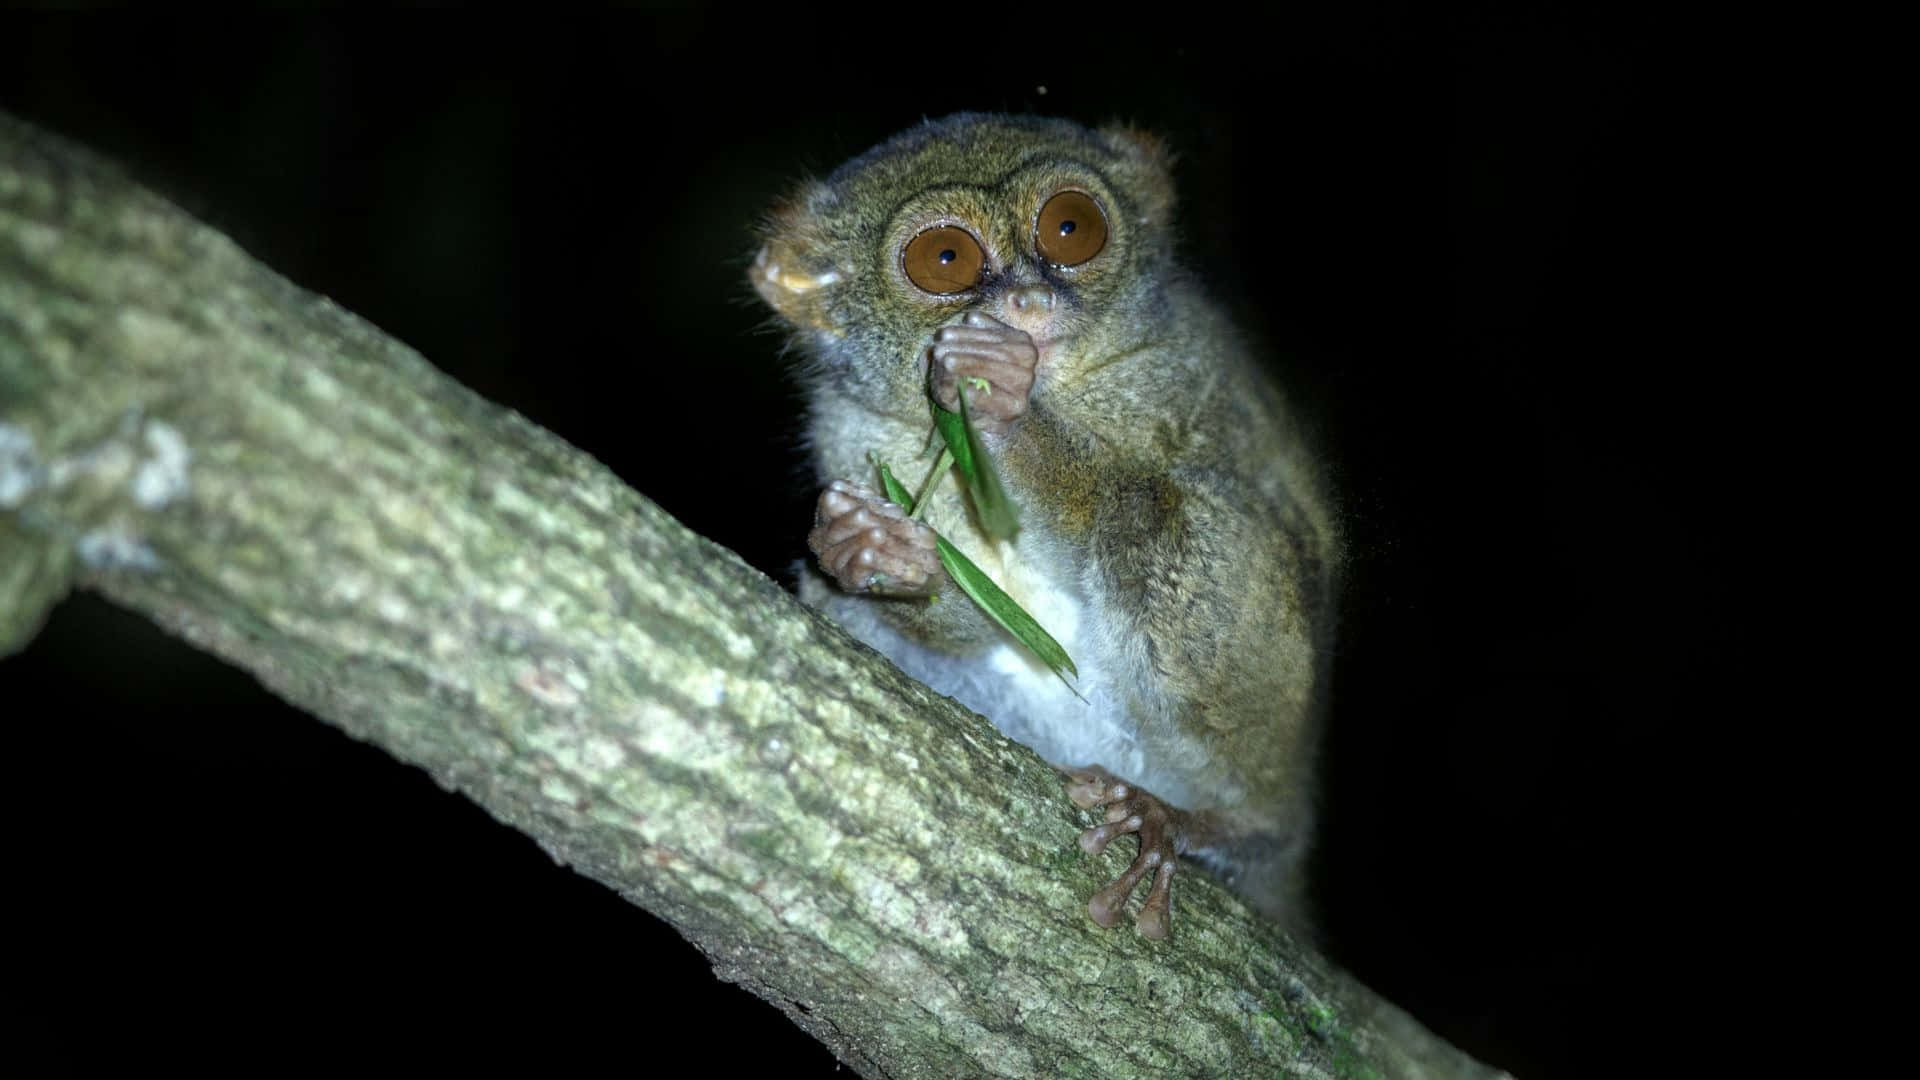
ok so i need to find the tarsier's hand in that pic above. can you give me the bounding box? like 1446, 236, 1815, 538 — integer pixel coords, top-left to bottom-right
809, 480, 941, 597
927, 311, 1039, 437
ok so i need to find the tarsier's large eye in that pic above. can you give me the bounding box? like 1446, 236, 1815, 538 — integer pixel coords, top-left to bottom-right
1035, 191, 1108, 267
903, 226, 987, 294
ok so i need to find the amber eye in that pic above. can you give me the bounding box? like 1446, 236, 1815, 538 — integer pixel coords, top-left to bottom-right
902, 226, 987, 294
1035, 191, 1108, 267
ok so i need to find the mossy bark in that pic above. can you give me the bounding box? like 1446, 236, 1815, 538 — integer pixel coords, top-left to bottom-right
0, 112, 1505, 1080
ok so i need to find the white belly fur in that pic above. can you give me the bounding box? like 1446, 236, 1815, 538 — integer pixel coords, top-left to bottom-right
816, 538, 1201, 811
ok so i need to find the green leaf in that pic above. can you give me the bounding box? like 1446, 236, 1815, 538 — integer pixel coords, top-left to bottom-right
933, 535, 1078, 679
876, 459, 913, 508
874, 456, 1076, 680
929, 398, 976, 485
930, 391, 1020, 541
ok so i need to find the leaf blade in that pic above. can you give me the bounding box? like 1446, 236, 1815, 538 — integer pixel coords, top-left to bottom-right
955, 388, 1020, 541
874, 456, 1075, 680
876, 459, 914, 509
930, 391, 1020, 542
928, 397, 977, 485
934, 536, 1077, 679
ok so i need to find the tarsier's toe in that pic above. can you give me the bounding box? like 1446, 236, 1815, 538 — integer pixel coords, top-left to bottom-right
1087, 878, 1131, 929
1087, 848, 1176, 938
1136, 861, 1174, 939
1064, 765, 1124, 810
1066, 781, 1106, 811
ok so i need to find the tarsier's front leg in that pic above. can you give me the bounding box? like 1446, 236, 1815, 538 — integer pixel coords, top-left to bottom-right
1065, 765, 1210, 940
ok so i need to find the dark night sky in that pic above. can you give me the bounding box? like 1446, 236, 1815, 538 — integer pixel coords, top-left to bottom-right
3, 12, 1750, 1077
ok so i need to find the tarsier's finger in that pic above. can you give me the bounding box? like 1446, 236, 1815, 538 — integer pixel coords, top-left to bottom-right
819, 480, 890, 517
845, 540, 925, 591
816, 529, 882, 578
935, 351, 1038, 388
971, 361, 1038, 395
931, 347, 1018, 372
935, 362, 1037, 409
933, 325, 1035, 350
814, 508, 882, 547
962, 390, 1033, 422
931, 341, 1039, 375
867, 546, 933, 586
818, 484, 862, 519
961, 310, 1015, 330
817, 494, 912, 543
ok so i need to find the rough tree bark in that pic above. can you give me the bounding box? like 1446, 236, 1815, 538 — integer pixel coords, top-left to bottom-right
0, 112, 1506, 1079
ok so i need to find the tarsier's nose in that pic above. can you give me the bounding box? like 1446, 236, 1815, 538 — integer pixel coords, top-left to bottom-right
1006, 284, 1056, 313
998, 284, 1058, 335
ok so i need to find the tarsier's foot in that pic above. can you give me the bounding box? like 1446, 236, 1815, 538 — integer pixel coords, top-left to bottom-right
1066, 765, 1181, 940
809, 480, 941, 597
927, 311, 1039, 437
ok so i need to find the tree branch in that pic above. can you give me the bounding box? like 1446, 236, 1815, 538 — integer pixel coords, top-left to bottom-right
0, 112, 1504, 1079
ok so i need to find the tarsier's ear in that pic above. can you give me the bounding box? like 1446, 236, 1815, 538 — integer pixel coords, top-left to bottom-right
751, 181, 845, 333
1097, 124, 1177, 228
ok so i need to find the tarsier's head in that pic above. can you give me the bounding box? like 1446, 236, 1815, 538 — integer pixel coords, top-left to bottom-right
751, 113, 1178, 405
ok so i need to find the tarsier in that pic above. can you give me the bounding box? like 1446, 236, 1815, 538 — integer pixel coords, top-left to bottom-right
751, 114, 1337, 938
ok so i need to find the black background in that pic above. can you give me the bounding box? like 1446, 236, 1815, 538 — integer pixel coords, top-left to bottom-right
3, 11, 1746, 1077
